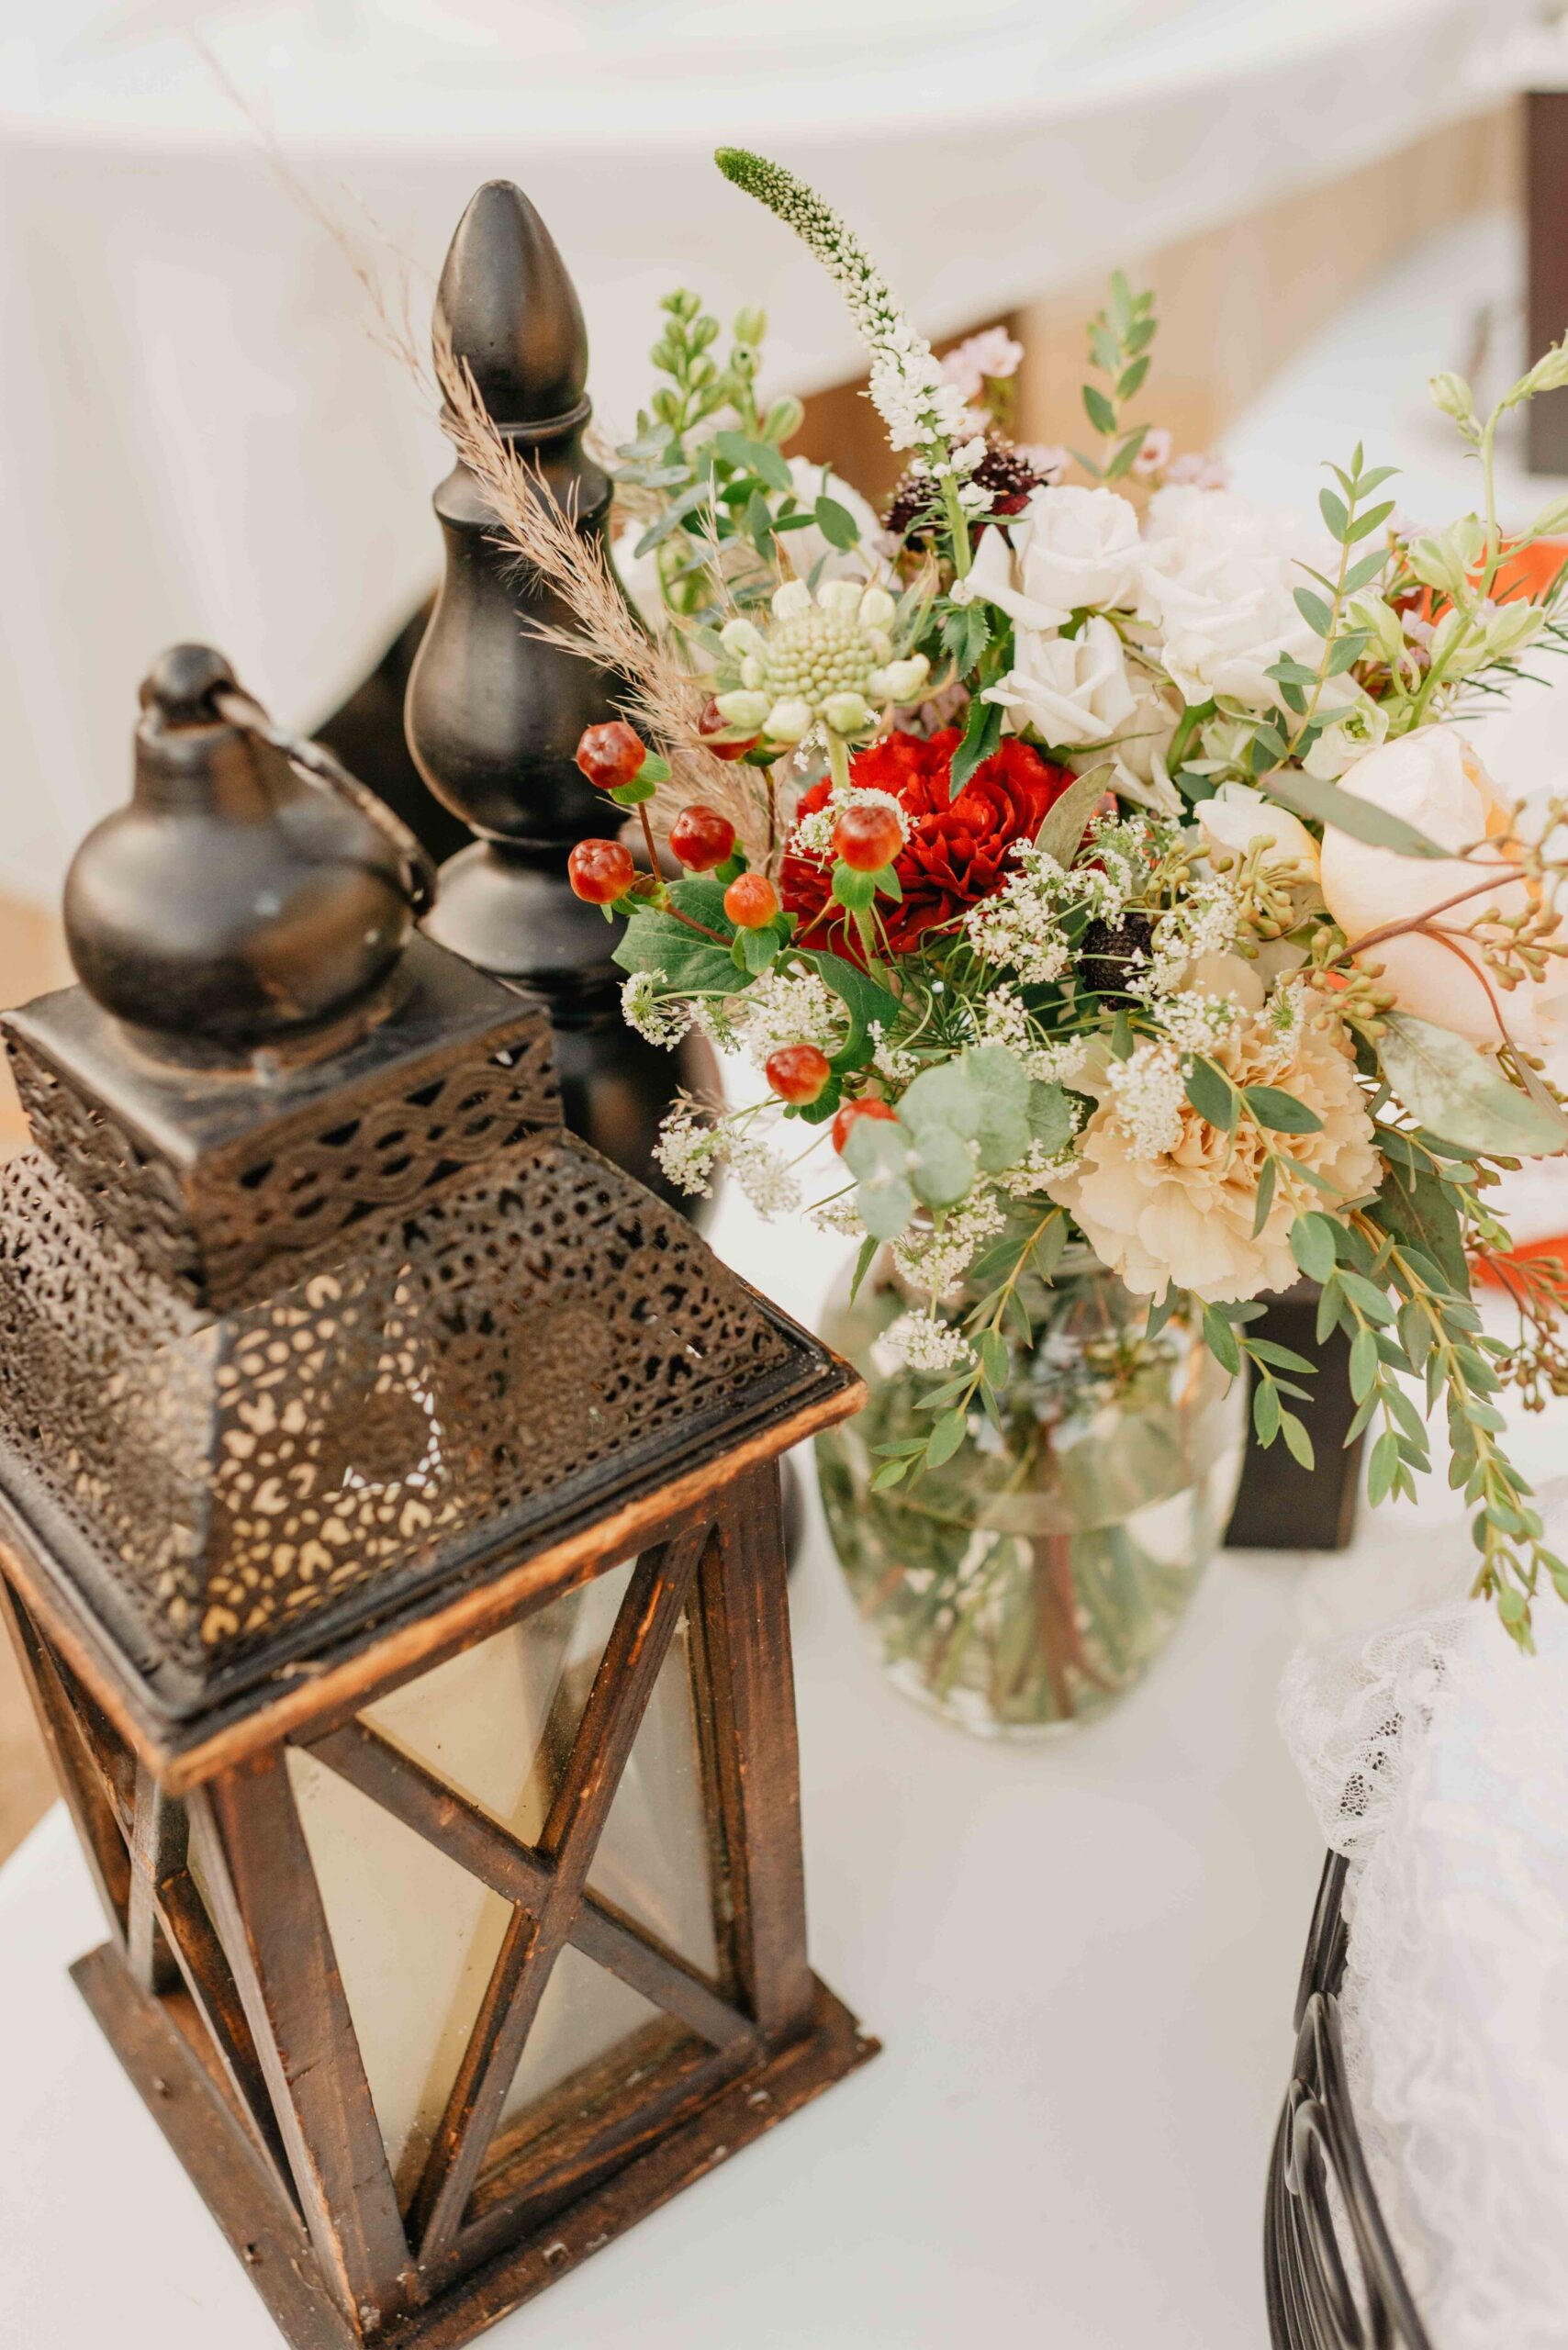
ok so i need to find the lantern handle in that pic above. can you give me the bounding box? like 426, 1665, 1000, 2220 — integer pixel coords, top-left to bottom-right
212, 684, 440, 922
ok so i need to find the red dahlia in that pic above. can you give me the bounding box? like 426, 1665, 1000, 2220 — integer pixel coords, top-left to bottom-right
780, 727, 1074, 957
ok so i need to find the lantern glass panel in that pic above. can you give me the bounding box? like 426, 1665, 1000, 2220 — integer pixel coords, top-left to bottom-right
285, 1744, 508, 2190
359, 1557, 638, 1831
586, 1606, 721, 1981
493, 1941, 671, 2135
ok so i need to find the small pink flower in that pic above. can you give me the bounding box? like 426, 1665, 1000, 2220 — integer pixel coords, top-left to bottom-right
1132, 426, 1172, 478
940, 325, 1025, 400
1164, 451, 1232, 491
1015, 442, 1069, 486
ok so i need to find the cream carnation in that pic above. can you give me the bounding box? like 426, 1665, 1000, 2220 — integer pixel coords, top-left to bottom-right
1046, 1013, 1380, 1302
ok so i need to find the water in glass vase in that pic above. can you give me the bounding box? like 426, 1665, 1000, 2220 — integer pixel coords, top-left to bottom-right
817, 1246, 1246, 1738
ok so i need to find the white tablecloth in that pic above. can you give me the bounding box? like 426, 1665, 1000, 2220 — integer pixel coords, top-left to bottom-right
0, 0, 1513, 902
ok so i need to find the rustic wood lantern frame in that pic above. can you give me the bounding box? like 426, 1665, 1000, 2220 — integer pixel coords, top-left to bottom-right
0, 771, 872, 2346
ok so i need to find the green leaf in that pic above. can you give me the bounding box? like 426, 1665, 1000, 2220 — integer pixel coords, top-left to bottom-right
632, 478, 715, 556
1338, 1270, 1394, 1323
847, 1234, 878, 1306
1252, 1378, 1282, 1445
832, 863, 878, 913
1346, 499, 1396, 543
1243, 1085, 1324, 1135
1319, 488, 1350, 541
1082, 383, 1117, 435
1027, 1080, 1074, 1154
1186, 1056, 1237, 1130
1280, 1411, 1316, 1471
1261, 768, 1449, 860
979, 1328, 1009, 1390
1290, 1212, 1340, 1286
926, 1410, 969, 1468
745, 488, 775, 552
844, 1116, 914, 1240
900, 1061, 983, 1141
964, 1046, 1032, 1173
1250, 1153, 1278, 1239
612, 909, 735, 994
812, 494, 861, 550
1203, 1304, 1243, 1377
1324, 632, 1370, 677
1343, 549, 1389, 595
1033, 762, 1110, 867
908, 1126, 976, 1210
869, 1457, 911, 1490
801, 950, 901, 1069
950, 692, 1003, 791
1367, 1427, 1400, 1507
740, 924, 779, 973
1294, 587, 1335, 637
711, 431, 792, 492
1372, 1161, 1470, 1294
1349, 1326, 1380, 1404
1378, 1014, 1568, 1157
1104, 427, 1148, 482
1116, 356, 1150, 401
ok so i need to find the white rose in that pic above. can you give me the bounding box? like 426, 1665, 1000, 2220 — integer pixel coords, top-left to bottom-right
1318, 729, 1568, 1043
1138, 486, 1333, 710
961, 485, 1142, 630
981, 615, 1136, 747
1100, 680, 1182, 813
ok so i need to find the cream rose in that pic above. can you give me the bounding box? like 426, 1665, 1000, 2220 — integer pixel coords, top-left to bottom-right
981, 614, 1137, 747
1047, 1011, 1380, 1303
1137, 486, 1333, 710
1318, 730, 1568, 1044
961, 485, 1142, 630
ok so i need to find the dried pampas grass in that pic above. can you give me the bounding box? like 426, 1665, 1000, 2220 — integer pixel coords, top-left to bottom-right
433, 326, 763, 849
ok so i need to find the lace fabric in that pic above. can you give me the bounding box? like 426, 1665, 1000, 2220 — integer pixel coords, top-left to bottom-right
1278, 1489, 1568, 2349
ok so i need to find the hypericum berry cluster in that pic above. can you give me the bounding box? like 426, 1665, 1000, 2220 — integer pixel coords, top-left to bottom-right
713, 579, 928, 750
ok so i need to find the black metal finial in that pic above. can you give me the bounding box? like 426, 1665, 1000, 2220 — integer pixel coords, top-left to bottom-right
434, 180, 591, 440
64, 645, 423, 1056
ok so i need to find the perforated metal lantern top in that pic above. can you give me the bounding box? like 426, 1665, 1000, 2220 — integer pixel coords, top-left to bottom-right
0, 933, 850, 1720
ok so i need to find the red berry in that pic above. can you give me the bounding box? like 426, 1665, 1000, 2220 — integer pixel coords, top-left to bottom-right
567, 838, 636, 903
575, 722, 646, 790
767, 1045, 832, 1104
699, 699, 760, 761
668, 803, 737, 872
833, 800, 904, 872
832, 1096, 899, 1155
724, 872, 779, 929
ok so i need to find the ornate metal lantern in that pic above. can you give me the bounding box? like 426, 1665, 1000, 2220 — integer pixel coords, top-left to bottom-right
0, 651, 872, 2349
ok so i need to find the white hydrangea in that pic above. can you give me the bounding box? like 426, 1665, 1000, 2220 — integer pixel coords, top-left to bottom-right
883, 1311, 975, 1374
1104, 1040, 1188, 1161
621, 970, 694, 1049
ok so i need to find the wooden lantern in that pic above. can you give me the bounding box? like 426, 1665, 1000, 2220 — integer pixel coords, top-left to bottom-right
0, 652, 872, 2349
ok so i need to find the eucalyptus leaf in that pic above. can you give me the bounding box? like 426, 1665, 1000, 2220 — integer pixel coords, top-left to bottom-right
844, 1116, 915, 1240
1378, 1014, 1568, 1157
1262, 769, 1448, 860
1027, 1080, 1074, 1154
812, 494, 861, 550
908, 1126, 976, 1210
1185, 1056, 1236, 1131
1033, 763, 1110, 867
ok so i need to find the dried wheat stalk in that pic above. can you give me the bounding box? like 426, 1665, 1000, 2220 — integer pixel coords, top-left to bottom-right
433, 325, 764, 848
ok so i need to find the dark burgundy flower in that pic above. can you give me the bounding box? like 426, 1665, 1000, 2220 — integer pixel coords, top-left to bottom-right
884, 439, 1046, 541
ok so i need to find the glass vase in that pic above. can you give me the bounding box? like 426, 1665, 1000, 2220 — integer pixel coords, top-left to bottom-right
816, 1245, 1246, 1738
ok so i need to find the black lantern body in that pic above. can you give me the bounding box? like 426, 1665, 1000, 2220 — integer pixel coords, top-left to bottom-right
0, 656, 871, 2349
405, 181, 716, 1206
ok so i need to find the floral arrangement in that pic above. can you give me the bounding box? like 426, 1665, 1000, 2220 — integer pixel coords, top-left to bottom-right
457, 149, 1568, 1643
